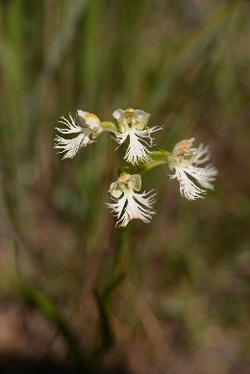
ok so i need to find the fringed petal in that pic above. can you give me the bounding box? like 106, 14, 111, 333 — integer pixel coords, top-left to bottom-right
55, 112, 102, 159
107, 188, 156, 227
169, 139, 218, 200
171, 168, 206, 200
56, 114, 82, 135
115, 126, 162, 165
54, 133, 86, 159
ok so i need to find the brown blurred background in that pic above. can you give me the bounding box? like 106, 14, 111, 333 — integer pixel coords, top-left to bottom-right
0, 0, 249, 373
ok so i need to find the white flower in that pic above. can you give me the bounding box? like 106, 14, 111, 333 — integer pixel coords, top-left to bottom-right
112, 108, 162, 165
168, 138, 218, 200
107, 173, 156, 227
54, 111, 103, 159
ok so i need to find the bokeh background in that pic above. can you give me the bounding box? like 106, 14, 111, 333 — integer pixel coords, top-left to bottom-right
0, 0, 249, 373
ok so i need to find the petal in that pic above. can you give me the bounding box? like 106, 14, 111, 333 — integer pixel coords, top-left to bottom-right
109, 182, 123, 199
194, 143, 211, 165
118, 127, 162, 165
173, 138, 195, 153
129, 174, 142, 191
133, 109, 148, 118
171, 167, 206, 200
54, 133, 85, 159
185, 165, 218, 190
56, 114, 82, 134
126, 191, 156, 224
123, 130, 151, 165
107, 190, 156, 228
77, 110, 100, 130
107, 194, 128, 227
112, 109, 124, 120
115, 131, 129, 145
54, 128, 94, 159
133, 110, 150, 130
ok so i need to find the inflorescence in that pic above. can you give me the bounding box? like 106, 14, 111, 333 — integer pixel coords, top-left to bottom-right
55, 108, 218, 227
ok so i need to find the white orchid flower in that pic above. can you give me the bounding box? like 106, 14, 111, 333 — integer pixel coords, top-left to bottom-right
54, 110, 103, 159
168, 138, 218, 200
107, 173, 156, 227
112, 108, 162, 165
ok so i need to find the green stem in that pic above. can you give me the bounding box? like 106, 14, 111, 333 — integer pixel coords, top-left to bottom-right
22, 285, 86, 370
101, 226, 131, 302
112, 225, 131, 278
119, 150, 171, 177
93, 289, 114, 354
94, 148, 170, 355
100, 121, 118, 133
136, 160, 167, 176
150, 150, 171, 160
94, 227, 131, 355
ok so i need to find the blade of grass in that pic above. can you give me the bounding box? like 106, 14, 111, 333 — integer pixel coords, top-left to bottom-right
31, 0, 88, 121
93, 289, 114, 355
22, 284, 87, 370
81, 0, 103, 105
144, 3, 243, 113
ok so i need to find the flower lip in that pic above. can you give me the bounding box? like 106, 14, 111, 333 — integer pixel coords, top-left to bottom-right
107, 173, 156, 227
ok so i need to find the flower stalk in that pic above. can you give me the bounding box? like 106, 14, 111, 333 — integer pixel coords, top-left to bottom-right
100, 121, 118, 133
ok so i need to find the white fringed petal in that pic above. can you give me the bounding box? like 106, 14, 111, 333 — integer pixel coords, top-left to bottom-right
170, 167, 206, 200
55, 112, 103, 159
184, 165, 217, 190
115, 127, 162, 165
107, 190, 156, 227
168, 139, 218, 200
115, 129, 150, 165
112, 108, 162, 165
107, 173, 156, 227
54, 132, 94, 159
56, 114, 83, 135
194, 143, 211, 165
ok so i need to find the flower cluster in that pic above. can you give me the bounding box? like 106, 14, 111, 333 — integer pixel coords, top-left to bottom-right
55, 108, 218, 227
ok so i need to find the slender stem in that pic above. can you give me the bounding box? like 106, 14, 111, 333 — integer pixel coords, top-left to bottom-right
118, 150, 170, 177
101, 225, 131, 301
95, 149, 171, 354
136, 160, 166, 176
112, 225, 131, 278
150, 150, 171, 160
22, 285, 87, 370
94, 226, 131, 354
100, 121, 118, 133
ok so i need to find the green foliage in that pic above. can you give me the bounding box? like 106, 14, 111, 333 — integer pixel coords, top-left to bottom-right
0, 0, 249, 372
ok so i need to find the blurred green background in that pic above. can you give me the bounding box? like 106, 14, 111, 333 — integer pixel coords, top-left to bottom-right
0, 0, 249, 373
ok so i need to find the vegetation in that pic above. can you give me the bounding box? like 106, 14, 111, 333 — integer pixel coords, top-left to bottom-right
0, 0, 249, 372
